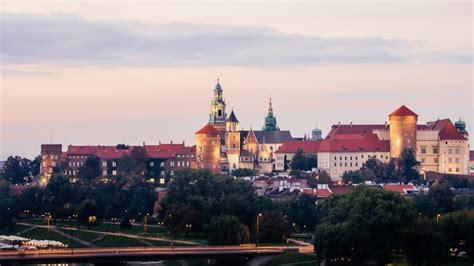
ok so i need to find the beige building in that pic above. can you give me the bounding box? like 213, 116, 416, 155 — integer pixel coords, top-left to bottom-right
317, 106, 469, 180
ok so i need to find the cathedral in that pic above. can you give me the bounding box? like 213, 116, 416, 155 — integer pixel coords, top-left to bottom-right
196, 80, 294, 174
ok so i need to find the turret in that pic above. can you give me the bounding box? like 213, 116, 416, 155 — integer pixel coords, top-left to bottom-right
455, 117, 468, 137
311, 125, 322, 140
195, 124, 221, 174
389, 105, 418, 158
225, 110, 241, 171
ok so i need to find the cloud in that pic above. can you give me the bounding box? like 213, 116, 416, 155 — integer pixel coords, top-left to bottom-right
0, 12, 470, 68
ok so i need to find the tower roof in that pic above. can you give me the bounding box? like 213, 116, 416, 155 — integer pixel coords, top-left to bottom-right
227, 110, 239, 123
389, 105, 418, 117
196, 124, 219, 135
215, 79, 221, 91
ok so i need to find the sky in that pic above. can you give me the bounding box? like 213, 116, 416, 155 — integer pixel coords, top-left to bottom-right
1, 1, 473, 160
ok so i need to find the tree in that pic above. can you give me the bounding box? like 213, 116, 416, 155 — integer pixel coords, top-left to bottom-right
130, 146, 148, 176
285, 194, 317, 232
359, 157, 398, 183
118, 154, 136, 177
258, 210, 289, 243
77, 200, 100, 229
453, 195, 474, 211
314, 186, 414, 265
342, 170, 364, 184
232, 168, 257, 177
398, 148, 420, 183
2, 156, 32, 184
78, 156, 101, 180
413, 184, 454, 218
207, 215, 248, 245
290, 149, 317, 172
439, 210, 474, 257
403, 216, 448, 266
31, 156, 41, 176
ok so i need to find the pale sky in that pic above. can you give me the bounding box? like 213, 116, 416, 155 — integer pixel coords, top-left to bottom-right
1, 1, 473, 159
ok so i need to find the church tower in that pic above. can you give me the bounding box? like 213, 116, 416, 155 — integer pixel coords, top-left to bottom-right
311, 126, 322, 140
225, 110, 241, 171
209, 79, 227, 132
262, 97, 280, 131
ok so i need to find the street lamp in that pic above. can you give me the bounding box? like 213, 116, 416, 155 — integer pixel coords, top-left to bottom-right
144, 213, 150, 232
185, 224, 192, 237
256, 213, 262, 246
436, 214, 441, 223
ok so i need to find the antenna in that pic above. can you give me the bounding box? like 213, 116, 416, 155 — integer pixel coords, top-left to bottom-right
50, 129, 53, 144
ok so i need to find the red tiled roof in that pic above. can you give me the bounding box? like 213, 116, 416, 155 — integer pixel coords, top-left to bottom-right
318, 133, 390, 153
302, 188, 332, 198
275, 140, 321, 154
327, 124, 387, 138
389, 105, 418, 117
329, 185, 353, 195
67, 143, 192, 160
383, 184, 414, 195
196, 124, 219, 135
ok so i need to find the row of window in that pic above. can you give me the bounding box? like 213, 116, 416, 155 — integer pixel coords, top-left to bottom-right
334, 162, 359, 168
420, 146, 438, 154
42, 155, 59, 160
447, 167, 460, 173
333, 154, 388, 161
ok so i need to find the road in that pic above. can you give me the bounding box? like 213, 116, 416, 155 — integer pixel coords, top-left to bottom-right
0, 246, 282, 263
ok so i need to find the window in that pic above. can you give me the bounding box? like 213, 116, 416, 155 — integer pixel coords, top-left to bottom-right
177, 161, 181, 167
160, 178, 165, 185
362, 155, 364, 158
433, 147, 438, 154
448, 158, 452, 163
420, 147, 426, 154
339, 163, 342, 167
218, 110, 222, 116
448, 149, 453, 154
160, 162, 165, 167
160, 171, 165, 176
350, 156, 352, 160
102, 170, 107, 176
456, 168, 460, 172
421, 158, 425, 163
434, 158, 438, 163
150, 161, 154, 167
334, 156, 337, 160
334, 163, 337, 167
112, 170, 117, 176
455, 158, 460, 163
170, 161, 175, 167
448, 168, 452, 172
102, 162, 107, 167
355, 156, 358, 160
52, 162, 56, 167
112, 161, 117, 167
455, 148, 460, 154
356, 162, 358, 167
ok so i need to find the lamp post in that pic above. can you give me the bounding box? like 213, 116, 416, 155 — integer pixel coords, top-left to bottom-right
256, 213, 262, 246
436, 214, 441, 223
144, 213, 150, 232
185, 224, 192, 237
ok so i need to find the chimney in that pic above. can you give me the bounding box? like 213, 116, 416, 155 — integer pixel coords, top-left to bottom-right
159, 141, 161, 145
350, 121, 353, 127
171, 140, 173, 144
183, 141, 185, 145
338, 121, 341, 127
143, 142, 145, 146
384, 121, 387, 128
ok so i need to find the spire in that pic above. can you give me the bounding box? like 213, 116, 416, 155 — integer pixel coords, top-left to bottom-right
262, 97, 279, 131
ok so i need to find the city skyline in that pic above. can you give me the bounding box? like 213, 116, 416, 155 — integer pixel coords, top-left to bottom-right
1, 1, 472, 159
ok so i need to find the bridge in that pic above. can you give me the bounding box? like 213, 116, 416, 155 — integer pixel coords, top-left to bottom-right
0, 246, 283, 266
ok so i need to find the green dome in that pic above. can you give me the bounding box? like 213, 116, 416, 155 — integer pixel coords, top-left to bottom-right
312, 127, 321, 134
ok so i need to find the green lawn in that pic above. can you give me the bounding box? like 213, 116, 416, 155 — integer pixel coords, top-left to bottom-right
93, 235, 146, 247
267, 252, 317, 266
0, 223, 31, 235
61, 228, 103, 242
17, 227, 86, 248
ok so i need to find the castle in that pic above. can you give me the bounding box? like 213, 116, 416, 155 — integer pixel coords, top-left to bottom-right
195, 80, 293, 174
